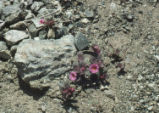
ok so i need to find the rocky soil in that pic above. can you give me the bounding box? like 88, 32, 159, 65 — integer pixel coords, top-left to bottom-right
0, 0, 159, 113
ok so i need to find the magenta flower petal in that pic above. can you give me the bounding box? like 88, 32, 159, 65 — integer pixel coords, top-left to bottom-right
69, 71, 77, 81
89, 64, 99, 74
39, 19, 45, 24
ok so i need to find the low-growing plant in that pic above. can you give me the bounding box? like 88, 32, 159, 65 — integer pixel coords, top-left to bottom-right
58, 80, 75, 100
70, 45, 107, 82
59, 45, 109, 101
39, 18, 55, 28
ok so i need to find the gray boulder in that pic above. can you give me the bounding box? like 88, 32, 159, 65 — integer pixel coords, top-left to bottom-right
75, 32, 89, 50
0, 41, 7, 50
5, 10, 27, 25
14, 35, 76, 89
4, 30, 29, 46
31, 1, 44, 12
28, 23, 39, 37
2, 4, 21, 17
5, 11, 21, 24
37, 7, 56, 19
84, 9, 94, 18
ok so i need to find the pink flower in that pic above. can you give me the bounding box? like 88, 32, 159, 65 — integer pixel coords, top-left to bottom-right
39, 19, 45, 24
69, 71, 77, 81
89, 63, 99, 74
92, 45, 100, 55
62, 87, 75, 99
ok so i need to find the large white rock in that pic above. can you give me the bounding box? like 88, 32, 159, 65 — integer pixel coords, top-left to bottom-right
14, 35, 76, 89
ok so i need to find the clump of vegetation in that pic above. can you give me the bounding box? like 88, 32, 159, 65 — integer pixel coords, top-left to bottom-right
39, 18, 55, 28
59, 45, 109, 101
69, 45, 107, 83
58, 80, 75, 101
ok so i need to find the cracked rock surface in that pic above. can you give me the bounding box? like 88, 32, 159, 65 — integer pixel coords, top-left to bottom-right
14, 35, 76, 89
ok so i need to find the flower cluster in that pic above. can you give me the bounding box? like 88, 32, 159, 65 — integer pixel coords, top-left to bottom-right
39, 18, 54, 27
58, 80, 75, 100
61, 87, 75, 99
69, 45, 107, 82
59, 45, 107, 101
39, 19, 45, 24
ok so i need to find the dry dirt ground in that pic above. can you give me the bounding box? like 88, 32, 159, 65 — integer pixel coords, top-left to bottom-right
0, 0, 159, 113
